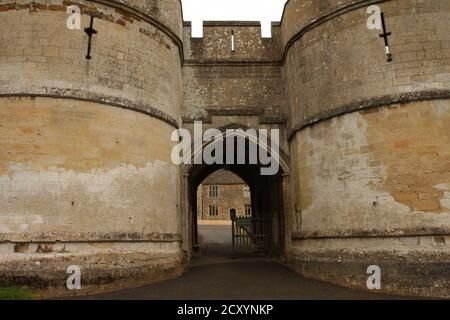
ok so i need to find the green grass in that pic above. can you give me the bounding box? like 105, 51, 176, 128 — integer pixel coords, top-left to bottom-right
0, 287, 34, 300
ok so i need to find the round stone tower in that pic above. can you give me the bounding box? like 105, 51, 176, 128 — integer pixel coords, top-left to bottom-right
0, 0, 185, 294
283, 0, 450, 297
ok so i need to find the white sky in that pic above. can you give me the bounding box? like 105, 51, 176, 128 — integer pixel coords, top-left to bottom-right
181, 0, 288, 38
181, 0, 287, 22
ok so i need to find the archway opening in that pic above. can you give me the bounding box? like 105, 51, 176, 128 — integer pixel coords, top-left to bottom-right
196, 170, 253, 257
183, 130, 288, 259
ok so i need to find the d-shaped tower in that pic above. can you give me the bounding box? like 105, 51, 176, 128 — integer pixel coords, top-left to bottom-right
0, 0, 186, 292
284, 0, 450, 297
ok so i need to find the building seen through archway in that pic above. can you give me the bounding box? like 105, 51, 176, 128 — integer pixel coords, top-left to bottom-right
197, 170, 251, 221
183, 128, 289, 259
196, 170, 252, 257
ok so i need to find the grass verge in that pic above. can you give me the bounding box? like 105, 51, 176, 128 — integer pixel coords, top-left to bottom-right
0, 287, 34, 300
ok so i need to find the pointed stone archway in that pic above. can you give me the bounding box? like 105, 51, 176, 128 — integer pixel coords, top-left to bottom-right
180, 128, 291, 260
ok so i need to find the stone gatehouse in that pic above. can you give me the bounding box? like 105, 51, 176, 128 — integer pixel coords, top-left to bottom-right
0, 0, 449, 298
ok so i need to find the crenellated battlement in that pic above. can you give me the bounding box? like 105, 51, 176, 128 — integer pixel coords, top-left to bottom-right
183, 22, 283, 63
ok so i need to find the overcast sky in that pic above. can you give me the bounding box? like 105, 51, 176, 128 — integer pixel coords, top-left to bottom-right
181, 0, 287, 22
181, 0, 287, 37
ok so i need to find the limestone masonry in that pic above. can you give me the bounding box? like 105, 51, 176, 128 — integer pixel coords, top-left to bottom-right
0, 0, 449, 298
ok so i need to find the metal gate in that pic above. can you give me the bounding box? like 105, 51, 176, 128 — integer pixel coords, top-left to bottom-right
231, 216, 270, 256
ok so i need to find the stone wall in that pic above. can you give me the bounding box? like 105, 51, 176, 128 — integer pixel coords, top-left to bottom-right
285, 0, 450, 133
284, 0, 450, 298
292, 100, 450, 236
0, 0, 186, 294
182, 23, 287, 122
0, 97, 179, 238
0, 0, 183, 123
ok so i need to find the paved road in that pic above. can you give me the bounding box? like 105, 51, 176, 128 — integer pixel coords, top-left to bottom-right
79, 224, 410, 300
196, 222, 233, 259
